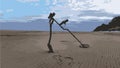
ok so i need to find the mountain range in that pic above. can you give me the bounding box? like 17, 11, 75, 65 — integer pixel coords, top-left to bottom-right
0, 18, 111, 32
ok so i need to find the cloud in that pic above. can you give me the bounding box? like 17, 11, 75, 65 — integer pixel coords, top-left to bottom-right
17, 0, 39, 3
90, 0, 120, 14
8, 15, 48, 22
5, 0, 119, 22
46, 0, 68, 6
79, 16, 112, 20
78, 10, 119, 17
22, 15, 43, 20
53, 0, 57, 5
49, 4, 113, 21
6, 9, 14, 13
47, 0, 120, 22
0, 10, 3, 13
68, 0, 95, 10
0, 13, 3, 17
0, 10, 3, 17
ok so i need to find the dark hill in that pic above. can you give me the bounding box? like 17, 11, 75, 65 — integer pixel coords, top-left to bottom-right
94, 16, 120, 31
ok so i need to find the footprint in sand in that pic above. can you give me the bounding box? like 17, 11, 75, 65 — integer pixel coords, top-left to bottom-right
64, 56, 74, 66
53, 54, 74, 66
53, 55, 63, 65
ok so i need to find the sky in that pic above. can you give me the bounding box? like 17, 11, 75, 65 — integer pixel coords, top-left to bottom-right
0, 0, 120, 31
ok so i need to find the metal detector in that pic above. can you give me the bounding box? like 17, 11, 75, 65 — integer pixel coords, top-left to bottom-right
47, 12, 89, 53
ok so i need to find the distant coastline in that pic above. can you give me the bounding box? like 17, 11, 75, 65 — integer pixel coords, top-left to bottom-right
94, 16, 120, 31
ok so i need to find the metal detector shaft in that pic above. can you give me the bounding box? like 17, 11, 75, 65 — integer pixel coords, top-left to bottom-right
52, 18, 84, 46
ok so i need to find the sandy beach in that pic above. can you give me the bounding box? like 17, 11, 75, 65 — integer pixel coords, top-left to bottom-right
0, 30, 120, 68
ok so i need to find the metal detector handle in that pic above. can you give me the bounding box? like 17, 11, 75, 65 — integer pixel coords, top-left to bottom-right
53, 18, 83, 46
